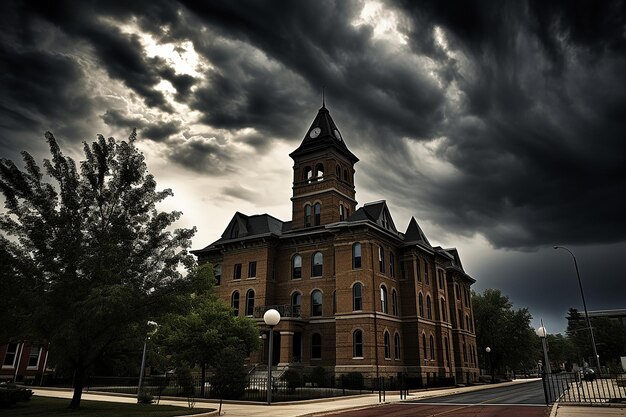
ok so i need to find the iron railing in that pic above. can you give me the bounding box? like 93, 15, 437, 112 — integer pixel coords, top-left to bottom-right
254, 304, 301, 319
542, 371, 626, 405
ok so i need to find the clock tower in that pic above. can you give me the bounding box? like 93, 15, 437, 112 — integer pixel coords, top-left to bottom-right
289, 105, 359, 230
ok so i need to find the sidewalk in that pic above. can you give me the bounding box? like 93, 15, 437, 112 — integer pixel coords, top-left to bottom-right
551, 405, 626, 417
34, 379, 538, 417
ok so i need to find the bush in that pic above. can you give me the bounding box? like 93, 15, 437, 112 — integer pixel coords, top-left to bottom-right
341, 372, 364, 390
137, 391, 154, 404
281, 370, 301, 393
310, 366, 328, 388
0, 383, 33, 408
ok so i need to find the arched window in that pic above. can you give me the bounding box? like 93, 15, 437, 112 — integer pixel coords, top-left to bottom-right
343, 169, 348, 182
311, 333, 322, 359
336, 164, 341, 178
458, 309, 463, 329
214, 264, 222, 286
245, 289, 254, 316
422, 334, 427, 359
380, 285, 388, 314
384, 331, 391, 359
304, 204, 311, 227
394, 333, 401, 359
444, 337, 450, 364
315, 163, 324, 181
418, 293, 424, 317
353, 330, 363, 357
392, 289, 398, 316
339, 204, 345, 221
304, 166, 312, 182
292, 255, 302, 279
430, 335, 435, 359
353, 283, 362, 311
312, 252, 323, 276
378, 246, 385, 273
466, 315, 470, 331
389, 252, 395, 277
314, 203, 321, 225
311, 290, 322, 316
352, 243, 362, 269
424, 261, 429, 284
231, 291, 240, 316
291, 292, 301, 317
440, 299, 447, 322
426, 295, 432, 319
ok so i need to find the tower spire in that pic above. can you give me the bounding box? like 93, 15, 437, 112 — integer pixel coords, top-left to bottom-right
322, 86, 325, 108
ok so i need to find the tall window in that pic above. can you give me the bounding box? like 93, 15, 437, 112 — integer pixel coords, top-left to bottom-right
466, 315, 470, 331
353, 330, 363, 357
245, 290, 255, 316
455, 284, 460, 300
380, 285, 388, 314
311, 333, 322, 359
445, 337, 450, 364
292, 255, 302, 279
392, 289, 398, 316
231, 291, 240, 316
339, 204, 345, 221
417, 260, 421, 282
394, 333, 401, 359
441, 299, 447, 322
422, 334, 427, 359
291, 292, 301, 317
336, 164, 341, 178
233, 263, 242, 280
430, 335, 435, 359
248, 261, 257, 278
458, 309, 463, 329
378, 246, 385, 273
384, 331, 391, 359
353, 283, 362, 311
314, 203, 321, 225
352, 243, 362, 268
3, 343, 18, 367
214, 264, 222, 286
27, 346, 41, 368
312, 252, 323, 276
438, 270, 444, 289
343, 169, 348, 182
389, 253, 395, 277
305, 204, 311, 227
418, 293, 424, 317
426, 295, 432, 319
315, 163, 324, 180
311, 290, 323, 316
424, 261, 429, 284
304, 166, 312, 182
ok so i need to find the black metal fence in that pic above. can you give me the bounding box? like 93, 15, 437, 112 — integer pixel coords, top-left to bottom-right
542, 371, 626, 405
42, 371, 457, 403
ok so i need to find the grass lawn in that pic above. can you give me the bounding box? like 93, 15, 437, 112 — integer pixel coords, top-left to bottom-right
2, 396, 213, 416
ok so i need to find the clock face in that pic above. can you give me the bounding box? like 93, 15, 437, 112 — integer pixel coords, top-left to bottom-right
334, 129, 342, 141
309, 127, 321, 138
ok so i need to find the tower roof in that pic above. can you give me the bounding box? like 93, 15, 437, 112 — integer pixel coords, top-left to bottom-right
404, 216, 432, 247
289, 106, 358, 163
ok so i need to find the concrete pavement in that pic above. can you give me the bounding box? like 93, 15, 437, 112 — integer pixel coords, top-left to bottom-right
32, 379, 626, 417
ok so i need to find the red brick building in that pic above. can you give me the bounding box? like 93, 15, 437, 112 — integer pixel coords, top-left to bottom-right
0, 341, 50, 384
192, 105, 479, 383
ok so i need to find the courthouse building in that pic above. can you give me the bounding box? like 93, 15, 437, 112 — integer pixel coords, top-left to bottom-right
192, 105, 479, 383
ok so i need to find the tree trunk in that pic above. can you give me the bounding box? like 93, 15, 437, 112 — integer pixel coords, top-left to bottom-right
69, 369, 85, 409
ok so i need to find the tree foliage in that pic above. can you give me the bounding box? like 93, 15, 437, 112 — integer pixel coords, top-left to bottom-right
567, 308, 626, 369
0, 131, 196, 407
472, 289, 539, 375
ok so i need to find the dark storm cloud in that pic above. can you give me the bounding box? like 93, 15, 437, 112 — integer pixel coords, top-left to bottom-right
168, 135, 236, 176
101, 109, 181, 142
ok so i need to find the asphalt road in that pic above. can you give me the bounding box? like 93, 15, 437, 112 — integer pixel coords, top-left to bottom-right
326, 381, 551, 417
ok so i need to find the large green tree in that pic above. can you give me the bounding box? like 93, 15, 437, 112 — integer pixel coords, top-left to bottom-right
154, 264, 260, 396
472, 289, 539, 376
0, 131, 195, 408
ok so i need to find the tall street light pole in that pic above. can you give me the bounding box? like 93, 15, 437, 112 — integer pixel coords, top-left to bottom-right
553, 246, 601, 372
485, 347, 493, 383
536, 322, 551, 374
263, 309, 281, 405
137, 320, 158, 401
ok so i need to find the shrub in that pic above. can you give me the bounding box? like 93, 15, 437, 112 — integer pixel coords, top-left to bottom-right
341, 372, 364, 390
137, 391, 154, 404
281, 369, 301, 393
310, 366, 327, 388
0, 383, 33, 408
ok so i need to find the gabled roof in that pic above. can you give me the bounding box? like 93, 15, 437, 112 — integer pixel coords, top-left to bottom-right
404, 217, 431, 247
289, 106, 358, 163
347, 200, 398, 234
443, 248, 464, 271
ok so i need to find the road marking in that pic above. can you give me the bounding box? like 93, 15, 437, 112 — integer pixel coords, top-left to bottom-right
403, 402, 546, 407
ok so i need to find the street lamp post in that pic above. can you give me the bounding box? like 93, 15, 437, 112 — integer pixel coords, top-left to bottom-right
137, 320, 158, 401
485, 347, 493, 383
536, 323, 551, 374
263, 309, 281, 405
553, 246, 601, 372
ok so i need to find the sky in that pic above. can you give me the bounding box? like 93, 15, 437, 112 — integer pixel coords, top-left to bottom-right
1, 0, 624, 334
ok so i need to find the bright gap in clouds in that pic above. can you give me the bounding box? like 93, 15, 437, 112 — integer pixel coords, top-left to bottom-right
353, 0, 408, 45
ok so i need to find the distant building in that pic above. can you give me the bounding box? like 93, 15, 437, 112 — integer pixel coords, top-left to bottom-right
0, 341, 50, 384
192, 105, 480, 383
567, 309, 626, 328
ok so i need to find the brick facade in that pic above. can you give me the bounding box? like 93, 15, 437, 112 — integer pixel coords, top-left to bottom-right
193, 106, 480, 383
